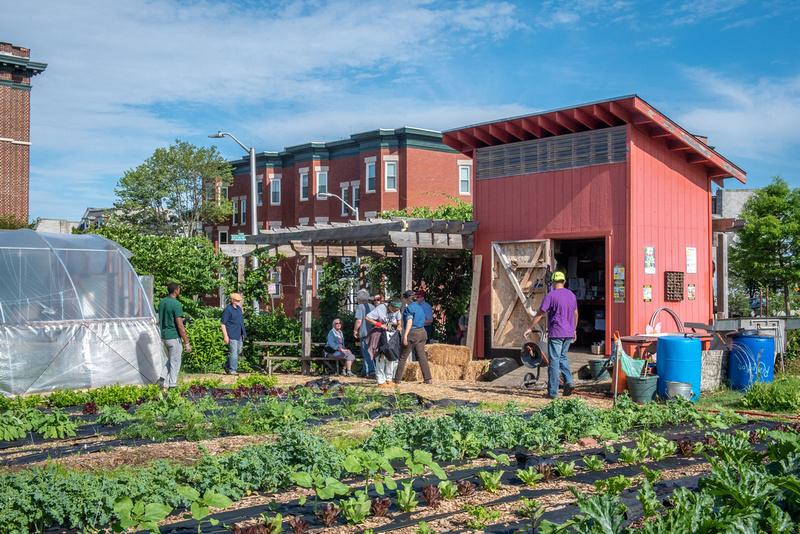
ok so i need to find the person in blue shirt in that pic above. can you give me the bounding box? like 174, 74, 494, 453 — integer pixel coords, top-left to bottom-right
395, 290, 432, 384
415, 290, 434, 339
220, 293, 247, 375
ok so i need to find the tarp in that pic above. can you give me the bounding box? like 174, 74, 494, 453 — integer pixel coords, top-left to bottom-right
0, 230, 165, 395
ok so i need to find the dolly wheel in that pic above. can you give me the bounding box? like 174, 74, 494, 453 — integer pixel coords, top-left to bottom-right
522, 372, 537, 389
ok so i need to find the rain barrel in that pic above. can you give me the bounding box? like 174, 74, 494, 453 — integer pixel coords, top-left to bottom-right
729, 332, 775, 390
656, 336, 701, 402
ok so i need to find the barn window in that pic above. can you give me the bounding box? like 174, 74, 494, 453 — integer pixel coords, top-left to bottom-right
475, 126, 627, 180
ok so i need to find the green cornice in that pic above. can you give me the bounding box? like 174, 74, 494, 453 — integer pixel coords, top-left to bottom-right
0, 54, 47, 76
0, 79, 31, 91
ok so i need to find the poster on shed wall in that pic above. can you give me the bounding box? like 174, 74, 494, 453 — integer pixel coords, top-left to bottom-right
644, 247, 656, 275
686, 247, 697, 274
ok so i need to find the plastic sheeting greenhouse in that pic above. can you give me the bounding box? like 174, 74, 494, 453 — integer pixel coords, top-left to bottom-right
0, 230, 164, 396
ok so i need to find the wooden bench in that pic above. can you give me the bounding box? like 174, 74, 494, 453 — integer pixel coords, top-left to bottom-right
254, 341, 346, 375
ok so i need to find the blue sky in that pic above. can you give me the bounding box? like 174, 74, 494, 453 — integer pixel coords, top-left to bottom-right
2, 0, 799, 220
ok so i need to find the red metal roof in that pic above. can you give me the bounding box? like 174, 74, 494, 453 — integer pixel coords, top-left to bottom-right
443, 95, 746, 184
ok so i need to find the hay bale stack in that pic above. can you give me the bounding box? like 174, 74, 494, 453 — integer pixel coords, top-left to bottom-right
402, 362, 422, 382
426, 344, 471, 366
462, 360, 490, 381
402, 361, 466, 382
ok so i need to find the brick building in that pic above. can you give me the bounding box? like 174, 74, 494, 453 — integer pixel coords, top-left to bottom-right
209, 127, 472, 312
0, 43, 46, 223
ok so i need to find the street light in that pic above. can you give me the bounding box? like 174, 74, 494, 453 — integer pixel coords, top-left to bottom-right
318, 192, 359, 221
209, 130, 260, 312
208, 131, 258, 236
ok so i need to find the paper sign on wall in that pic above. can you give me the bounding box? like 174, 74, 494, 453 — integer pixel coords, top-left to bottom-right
643, 285, 653, 302
614, 280, 625, 303
687, 283, 696, 301
644, 246, 656, 275
613, 264, 625, 280
686, 247, 697, 274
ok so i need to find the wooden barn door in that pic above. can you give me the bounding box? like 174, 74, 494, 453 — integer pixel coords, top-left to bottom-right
491, 240, 552, 350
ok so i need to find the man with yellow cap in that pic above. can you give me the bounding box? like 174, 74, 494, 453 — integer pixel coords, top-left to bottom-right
221, 293, 247, 375
525, 271, 577, 399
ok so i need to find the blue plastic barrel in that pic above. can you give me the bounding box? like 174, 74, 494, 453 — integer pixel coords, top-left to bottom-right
656, 336, 702, 402
729, 333, 775, 390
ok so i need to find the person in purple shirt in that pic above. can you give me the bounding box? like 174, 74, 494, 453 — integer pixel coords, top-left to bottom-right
525, 271, 578, 399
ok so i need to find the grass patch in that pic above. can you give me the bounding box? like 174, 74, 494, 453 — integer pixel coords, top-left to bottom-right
696, 387, 743, 411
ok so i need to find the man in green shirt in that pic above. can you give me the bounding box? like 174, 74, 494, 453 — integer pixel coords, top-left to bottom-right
158, 282, 191, 388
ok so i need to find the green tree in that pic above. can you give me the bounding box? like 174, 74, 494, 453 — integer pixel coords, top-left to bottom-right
730, 178, 800, 316
0, 215, 30, 229
92, 221, 229, 314
114, 140, 233, 236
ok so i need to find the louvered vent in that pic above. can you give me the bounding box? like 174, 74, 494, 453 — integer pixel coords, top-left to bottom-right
475, 126, 628, 180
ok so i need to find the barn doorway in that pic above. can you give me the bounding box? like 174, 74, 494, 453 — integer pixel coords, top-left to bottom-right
552, 238, 606, 350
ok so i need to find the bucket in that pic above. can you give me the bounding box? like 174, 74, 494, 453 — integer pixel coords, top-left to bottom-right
588, 359, 610, 380
627, 375, 658, 404
665, 381, 694, 401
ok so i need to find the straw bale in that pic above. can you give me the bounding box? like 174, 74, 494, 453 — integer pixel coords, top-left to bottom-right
402, 362, 466, 382
426, 344, 472, 367
461, 360, 490, 382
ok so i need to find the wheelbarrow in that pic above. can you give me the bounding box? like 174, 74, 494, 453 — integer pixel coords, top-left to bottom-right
521, 326, 548, 390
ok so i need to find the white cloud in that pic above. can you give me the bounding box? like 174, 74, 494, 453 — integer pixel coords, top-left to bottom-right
666, 0, 747, 25
0, 0, 525, 219
677, 68, 800, 162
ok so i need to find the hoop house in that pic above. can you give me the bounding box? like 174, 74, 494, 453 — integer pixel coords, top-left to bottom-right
0, 230, 164, 396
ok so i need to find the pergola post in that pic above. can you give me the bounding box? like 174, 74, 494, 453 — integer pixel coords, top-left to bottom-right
301, 255, 314, 364
715, 232, 729, 319
401, 247, 413, 292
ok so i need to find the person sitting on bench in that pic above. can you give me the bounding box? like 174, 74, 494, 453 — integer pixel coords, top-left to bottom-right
326, 318, 356, 376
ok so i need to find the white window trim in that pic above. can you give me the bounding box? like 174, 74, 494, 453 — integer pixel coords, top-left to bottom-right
257, 178, 264, 206
458, 164, 472, 196
340, 183, 350, 216
316, 216, 329, 223
384, 160, 398, 192
316, 169, 329, 198
218, 227, 229, 244
240, 197, 247, 225
364, 210, 377, 219
298, 217, 310, 226
232, 197, 239, 225
299, 170, 309, 202
351, 184, 360, 212
364, 158, 376, 193
270, 175, 282, 206
268, 220, 282, 229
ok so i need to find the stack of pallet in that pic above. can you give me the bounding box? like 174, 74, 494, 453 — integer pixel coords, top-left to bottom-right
401, 344, 489, 382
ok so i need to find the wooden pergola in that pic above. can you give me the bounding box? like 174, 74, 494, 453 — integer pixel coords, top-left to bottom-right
248, 218, 479, 356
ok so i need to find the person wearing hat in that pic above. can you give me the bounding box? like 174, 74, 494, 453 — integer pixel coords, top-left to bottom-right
395, 289, 433, 384
365, 297, 403, 386
524, 271, 577, 399
353, 289, 375, 377
221, 292, 247, 375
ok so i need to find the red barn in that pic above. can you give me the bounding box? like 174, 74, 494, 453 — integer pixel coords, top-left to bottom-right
443, 95, 746, 358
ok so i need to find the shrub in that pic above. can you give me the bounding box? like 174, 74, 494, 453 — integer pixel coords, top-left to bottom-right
740, 376, 800, 412
184, 318, 227, 372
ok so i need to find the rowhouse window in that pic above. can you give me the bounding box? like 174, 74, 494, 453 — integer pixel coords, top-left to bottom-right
352, 184, 360, 211
300, 172, 309, 201
340, 185, 349, 215
240, 198, 247, 226
317, 171, 328, 196
257, 179, 263, 206
385, 161, 397, 191
366, 162, 376, 192
232, 200, 238, 225
459, 165, 471, 195
270, 177, 281, 205
219, 231, 228, 244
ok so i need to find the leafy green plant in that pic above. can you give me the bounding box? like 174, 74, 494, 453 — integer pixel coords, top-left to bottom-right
177, 485, 233, 533
185, 317, 228, 372
555, 460, 577, 477
741, 376, 800, 412
438, 480, 459, 499
517, 466, 544, 487
36, 409, 77, 439
476, 470, 503, 493
486, 450, 511, 466
340, 491, 371, 524
342, 448, 406, 495
464, 504, 500, 530
416, 521, 437, 534
517, 498, 545, 529
112, 497, 172, 533
594, 475, 632, 496
0, 411, 29, 441
234, 373, 278, 389
96, 405, 133, 426
618, 445, 643, 465
542, 489, 627, 533
289, 472, 349, 503
397, 481, 419, 512
637, 479, 660, 518
582, 455, 605, 471
640, 465, 663, 485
